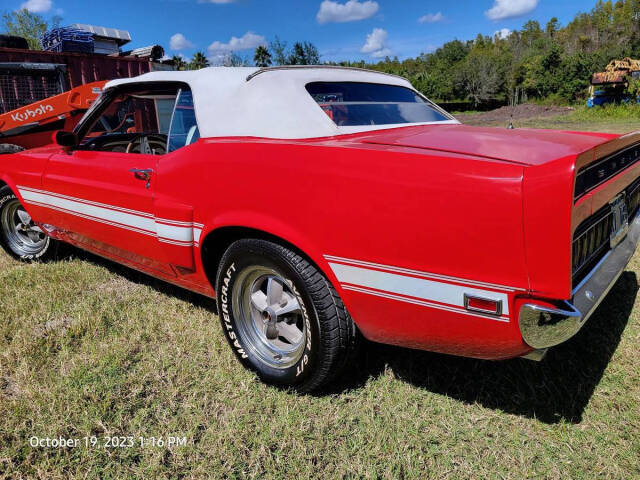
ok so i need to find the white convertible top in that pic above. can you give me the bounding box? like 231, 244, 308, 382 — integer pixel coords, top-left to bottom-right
105, 66, 458, 139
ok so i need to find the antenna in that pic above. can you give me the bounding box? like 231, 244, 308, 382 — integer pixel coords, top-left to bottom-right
508, 87, 517, 129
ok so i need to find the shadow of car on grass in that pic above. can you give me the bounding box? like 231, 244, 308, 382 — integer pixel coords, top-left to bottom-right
70, 248, 637, 425
339, 271, 638, 424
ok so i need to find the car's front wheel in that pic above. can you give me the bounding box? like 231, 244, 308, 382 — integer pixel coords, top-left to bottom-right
0, 186, 55, 261
215, 239, 358, 392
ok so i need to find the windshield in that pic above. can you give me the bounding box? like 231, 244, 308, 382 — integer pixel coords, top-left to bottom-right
306, 82, 450, 127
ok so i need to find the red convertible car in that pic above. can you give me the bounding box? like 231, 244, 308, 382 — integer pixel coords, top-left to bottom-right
1, 66, 639, 391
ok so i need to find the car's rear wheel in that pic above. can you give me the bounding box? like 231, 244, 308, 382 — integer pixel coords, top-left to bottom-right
215, 239, 358, 392
0, 186, 55, 261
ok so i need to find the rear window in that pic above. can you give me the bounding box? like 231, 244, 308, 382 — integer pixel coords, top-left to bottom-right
305, 82, 450, 127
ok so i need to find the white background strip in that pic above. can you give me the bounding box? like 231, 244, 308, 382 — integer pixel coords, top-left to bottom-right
329, 262, 510, 315
19, 188, 201, 246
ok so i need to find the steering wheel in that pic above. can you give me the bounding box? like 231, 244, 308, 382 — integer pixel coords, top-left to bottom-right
125, 134, 167, 155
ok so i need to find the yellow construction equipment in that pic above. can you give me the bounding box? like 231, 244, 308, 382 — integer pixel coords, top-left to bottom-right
588, 58, 640, 107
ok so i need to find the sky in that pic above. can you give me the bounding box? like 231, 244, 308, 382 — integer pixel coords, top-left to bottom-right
9, 0, 597, 63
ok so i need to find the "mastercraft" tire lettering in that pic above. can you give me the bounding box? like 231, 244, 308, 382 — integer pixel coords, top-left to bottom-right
290, 283, 312, 377
220, 263, 248, 359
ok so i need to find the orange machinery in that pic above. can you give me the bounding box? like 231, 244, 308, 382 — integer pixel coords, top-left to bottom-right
0, 80, 106, 151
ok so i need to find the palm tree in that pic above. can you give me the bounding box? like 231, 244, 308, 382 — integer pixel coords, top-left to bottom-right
287, 41, 320, 65
269, 36, 288, 66
223, 53, 249, 67
190, 51, 210, 70
253, 45, 272, 67
171, 55, 187, 71
288, 42, 306, 65
302, 42, 320, 65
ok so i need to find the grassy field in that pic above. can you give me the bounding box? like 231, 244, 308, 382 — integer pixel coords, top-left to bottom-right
518, 107, 640, 133
1, 118, 640, 479
459, 104, 640, 133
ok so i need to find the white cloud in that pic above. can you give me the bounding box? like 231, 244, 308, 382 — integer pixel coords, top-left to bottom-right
361, 28, 386, 53
20, 0, 52, 13
317, 0, 379, 24
418, 12, 444, 24
485, 0, 538, 20
207, 31, 266, 56
494, 28, 512, 39
199, 0, 237, 3
361, 28, 391, 58
170, 33, 194, 51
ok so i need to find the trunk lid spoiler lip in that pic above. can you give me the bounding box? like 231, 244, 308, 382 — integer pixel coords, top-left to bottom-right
359, 139, 532, 166
575, 130, 640, 171
357, 124, 625, 167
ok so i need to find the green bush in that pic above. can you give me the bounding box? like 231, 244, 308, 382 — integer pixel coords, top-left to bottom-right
569, 103, 640, 121
327, 1, 640, 109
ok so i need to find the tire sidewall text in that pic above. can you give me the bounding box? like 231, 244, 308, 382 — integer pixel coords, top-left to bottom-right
217, 250, 321, 386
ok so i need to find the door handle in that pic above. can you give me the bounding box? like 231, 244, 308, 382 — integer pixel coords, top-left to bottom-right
129, 168, 153, 189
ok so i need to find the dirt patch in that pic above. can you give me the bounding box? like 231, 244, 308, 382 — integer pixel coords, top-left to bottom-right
90, 277, 141, 302
456, 104, 574, 126
1, 376, 20, 398
32, 317, 72, 339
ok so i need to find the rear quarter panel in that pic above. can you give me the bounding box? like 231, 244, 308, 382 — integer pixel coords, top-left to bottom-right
159, 139, 531, 358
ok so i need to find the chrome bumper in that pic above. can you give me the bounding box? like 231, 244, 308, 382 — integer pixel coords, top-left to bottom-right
520, 212, 640, 350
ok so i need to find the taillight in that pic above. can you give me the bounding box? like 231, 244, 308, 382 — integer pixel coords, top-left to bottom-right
464, 294, 502, 316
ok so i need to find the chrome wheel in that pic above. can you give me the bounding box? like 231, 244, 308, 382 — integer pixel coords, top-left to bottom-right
0, 199, 48, 257
232, 266, 307, 369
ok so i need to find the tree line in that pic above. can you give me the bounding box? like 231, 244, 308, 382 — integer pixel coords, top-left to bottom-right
241, 0, 640, 106
4, 0, 640, 106
171, 37, 320, 70
359, 0, 640, 106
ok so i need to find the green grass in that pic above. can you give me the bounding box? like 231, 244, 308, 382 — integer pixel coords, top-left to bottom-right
1, 246, 639, 478
450, 109, 482, 115
1, 119, 640, 478
466, 104, 640, 133
517, 105, 640, 133
570, 103, 640, 120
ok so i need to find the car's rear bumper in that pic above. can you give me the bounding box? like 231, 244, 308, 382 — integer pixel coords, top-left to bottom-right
519, 211, 640, 350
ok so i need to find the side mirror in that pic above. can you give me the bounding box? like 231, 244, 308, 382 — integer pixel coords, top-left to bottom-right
54, 130, 78, 148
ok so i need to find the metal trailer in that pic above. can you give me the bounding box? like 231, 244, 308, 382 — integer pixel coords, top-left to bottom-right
0, 47, 156, 151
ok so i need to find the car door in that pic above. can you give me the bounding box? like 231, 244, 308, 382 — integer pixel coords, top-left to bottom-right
38, 84, 180, 275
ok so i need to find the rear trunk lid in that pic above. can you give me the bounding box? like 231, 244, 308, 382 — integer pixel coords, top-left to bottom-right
358, 124, 619, 166
357, 124, 640, 300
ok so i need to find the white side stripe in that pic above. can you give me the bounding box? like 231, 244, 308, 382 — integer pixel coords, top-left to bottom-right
155, 222, 195, 243
19, 185, 154, 218
329, 262, 510, 315
18, 186, 203, 247
21, 188, 157, 233
324, 254, 524, 292
342, 285, 509, 322
26, 200, 158, 238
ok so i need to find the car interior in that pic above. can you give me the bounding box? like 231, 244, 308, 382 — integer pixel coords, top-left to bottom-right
306, 81, 450, 126
77, 85, 199, 155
